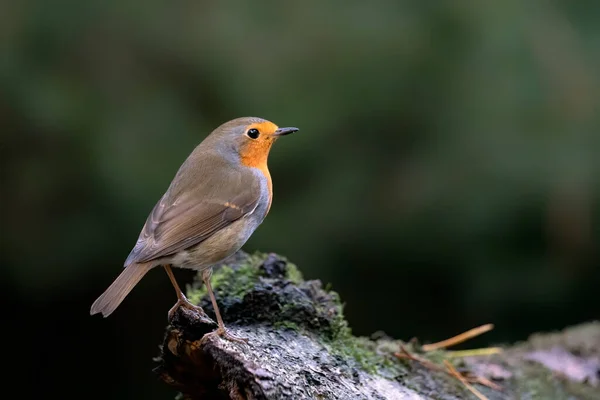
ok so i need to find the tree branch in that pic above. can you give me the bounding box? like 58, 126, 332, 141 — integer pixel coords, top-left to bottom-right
153, 252, 600, 399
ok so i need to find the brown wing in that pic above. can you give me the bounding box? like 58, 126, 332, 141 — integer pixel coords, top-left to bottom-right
124, 161, 261, 266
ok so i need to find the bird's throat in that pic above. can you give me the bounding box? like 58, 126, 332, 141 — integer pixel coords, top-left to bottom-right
240, 140, 274, 213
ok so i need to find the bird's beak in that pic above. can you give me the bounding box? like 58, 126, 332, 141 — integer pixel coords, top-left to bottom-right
274, 127, 299, 136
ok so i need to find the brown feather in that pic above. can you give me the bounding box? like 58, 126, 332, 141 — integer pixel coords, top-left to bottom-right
124, 152, 262, 266
90, 262, 153, 317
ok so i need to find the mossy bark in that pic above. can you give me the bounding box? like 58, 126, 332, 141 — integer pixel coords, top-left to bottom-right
154, 252, 600, 399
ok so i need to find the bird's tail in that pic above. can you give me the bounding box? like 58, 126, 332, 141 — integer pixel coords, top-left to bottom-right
90, 262, 154, 317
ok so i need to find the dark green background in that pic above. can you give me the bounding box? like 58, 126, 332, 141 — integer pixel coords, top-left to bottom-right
2, 1, 598, 399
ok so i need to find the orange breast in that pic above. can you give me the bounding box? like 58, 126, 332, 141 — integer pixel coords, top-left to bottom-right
241, 159, 273, 214
239, 123, 276, 213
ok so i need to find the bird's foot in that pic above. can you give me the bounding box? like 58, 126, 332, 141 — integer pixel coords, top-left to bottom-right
202, 326, 248, 344
168, 296, 214, 324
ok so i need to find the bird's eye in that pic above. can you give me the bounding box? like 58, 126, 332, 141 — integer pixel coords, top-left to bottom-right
247, 128, 260, 139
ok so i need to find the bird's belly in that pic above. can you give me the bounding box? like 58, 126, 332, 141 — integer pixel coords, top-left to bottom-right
170, 214, 263, 271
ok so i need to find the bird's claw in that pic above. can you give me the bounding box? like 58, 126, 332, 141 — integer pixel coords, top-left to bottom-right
168, 297, 213, 324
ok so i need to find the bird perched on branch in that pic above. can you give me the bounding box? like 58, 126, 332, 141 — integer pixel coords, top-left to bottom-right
90, 117, 299, 342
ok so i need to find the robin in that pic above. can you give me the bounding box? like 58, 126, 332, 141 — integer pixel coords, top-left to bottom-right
90, 117, 299, 342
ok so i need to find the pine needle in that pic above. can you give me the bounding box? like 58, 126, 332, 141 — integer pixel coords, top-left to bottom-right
444, 360, 489, 400
394, 323, 504, 396
471, 376, 503, 391
446, 347, 503, 358
422, 324, 494, 352
395, 345, 445, 372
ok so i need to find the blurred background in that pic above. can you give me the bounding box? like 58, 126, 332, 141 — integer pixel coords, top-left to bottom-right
1, 1, 599, 398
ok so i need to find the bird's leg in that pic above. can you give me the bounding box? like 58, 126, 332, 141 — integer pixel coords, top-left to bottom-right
201, 268, 248, 343
164, 264, 209, 321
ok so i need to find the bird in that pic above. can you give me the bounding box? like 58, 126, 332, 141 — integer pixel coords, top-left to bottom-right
90, 117, 299, 342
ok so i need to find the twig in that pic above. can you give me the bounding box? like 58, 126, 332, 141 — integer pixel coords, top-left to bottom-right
422, 324, 494, 352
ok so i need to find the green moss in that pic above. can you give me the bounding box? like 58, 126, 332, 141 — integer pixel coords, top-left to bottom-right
335, 337, 384, 373
187, 252, 267, 304
215, 265, 259, 299
324, 289, 350, 340
285, 261, 303, 284
318, 287, 395, 374
274, 321, 300, 331
187, 288, 204, 306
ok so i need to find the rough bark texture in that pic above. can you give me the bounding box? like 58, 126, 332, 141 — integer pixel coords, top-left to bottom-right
153, 252, 600, 399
